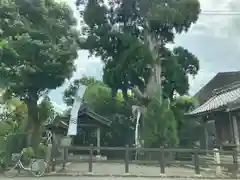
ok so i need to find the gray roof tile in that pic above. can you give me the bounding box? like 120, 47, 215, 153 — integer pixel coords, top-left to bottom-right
188, 85, 240, 116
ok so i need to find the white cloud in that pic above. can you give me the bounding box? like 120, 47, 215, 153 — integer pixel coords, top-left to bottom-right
175, 0, 240, 95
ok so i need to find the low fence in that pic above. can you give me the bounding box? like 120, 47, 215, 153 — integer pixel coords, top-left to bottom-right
54, 145, 240, 177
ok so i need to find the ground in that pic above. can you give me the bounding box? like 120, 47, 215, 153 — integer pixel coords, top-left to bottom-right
0, 177, 235, 180
63, 162, 215, 177
0, 161, 236, 179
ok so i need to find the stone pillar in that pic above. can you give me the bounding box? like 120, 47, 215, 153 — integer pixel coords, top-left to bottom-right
232, 116, 240, 148
213, 148, 221, 176
96, 127, 101, 156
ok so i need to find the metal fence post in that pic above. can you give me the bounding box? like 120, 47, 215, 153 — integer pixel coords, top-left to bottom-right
88, 144, 93, 173
160, 146, 165, 174
232, 148, 238, 178
124, 145, 129, 174
193, 147, 200, 175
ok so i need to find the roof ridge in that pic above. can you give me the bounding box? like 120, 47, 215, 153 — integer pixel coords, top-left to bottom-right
213, 81, 240, 95
194, 71, 240, 98
217, 70, 240, 75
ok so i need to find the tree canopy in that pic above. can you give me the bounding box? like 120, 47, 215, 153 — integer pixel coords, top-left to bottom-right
0, 0, 80, 149
75, 0, 201, 147
63, 76, 104, 107
77, 0, 200, 101
63, 76, 134, 117
162, 47, 199, 100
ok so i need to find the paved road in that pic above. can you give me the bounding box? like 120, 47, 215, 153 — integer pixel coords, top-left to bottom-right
0, 177, 236, 180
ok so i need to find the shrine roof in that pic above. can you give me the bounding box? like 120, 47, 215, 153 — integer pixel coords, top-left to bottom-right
46, 103, 111, 130
78, 103, 111, 126
187, 82, 240, 116
194, 71, 240, 105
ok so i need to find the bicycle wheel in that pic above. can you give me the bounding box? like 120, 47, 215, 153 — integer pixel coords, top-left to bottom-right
3, 163, 20, 178
30, 159, 47, 177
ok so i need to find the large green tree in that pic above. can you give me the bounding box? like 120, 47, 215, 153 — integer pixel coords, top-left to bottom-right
77, 0, 200, 103
0, 0, 79, 149
77, 0, 200, 147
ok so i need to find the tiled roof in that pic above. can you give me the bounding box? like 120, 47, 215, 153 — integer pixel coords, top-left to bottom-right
78, 103, 111, 126
194, 71, 240, 105
188, 83, 240, 116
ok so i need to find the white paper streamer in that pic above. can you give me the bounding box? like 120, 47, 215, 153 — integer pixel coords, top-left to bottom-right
67, 85, 87, 136
132, 106, 142, 148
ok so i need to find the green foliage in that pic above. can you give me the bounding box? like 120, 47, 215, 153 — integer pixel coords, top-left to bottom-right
171, 97, 201, 147
64, 77, 135, 147
1, 0, 79, 97
143, 99, 178, 148
171, 97, 196, 132
83, 83, 133, 117
0, 132, 27, 166
0, 96, 55, 134
63, 76, 104, 107
22, 147, 35, 161
0, 0, 79, 149
38, 96, 56, 123
0, 98, 28, 134
75, 0, 201, 149
63, 76, 135, 117
22, 142, 46, 160
78, 0, 200, 100
162, 47, 199, 100
102, 114, 134, 146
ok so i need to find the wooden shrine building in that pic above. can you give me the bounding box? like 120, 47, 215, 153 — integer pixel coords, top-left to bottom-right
46, 102, 111, 155
187, 71, 240, 149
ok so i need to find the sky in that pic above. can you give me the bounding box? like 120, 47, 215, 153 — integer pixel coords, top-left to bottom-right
49, 0, 240, 112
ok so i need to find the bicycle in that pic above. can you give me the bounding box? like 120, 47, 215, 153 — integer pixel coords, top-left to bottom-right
2, 151, 48, 177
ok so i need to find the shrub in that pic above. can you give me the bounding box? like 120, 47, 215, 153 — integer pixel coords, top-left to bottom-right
142, 99, 178, 148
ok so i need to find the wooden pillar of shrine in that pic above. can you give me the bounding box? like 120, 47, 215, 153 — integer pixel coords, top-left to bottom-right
96, 127, 101, 156
232, 116, 240, 147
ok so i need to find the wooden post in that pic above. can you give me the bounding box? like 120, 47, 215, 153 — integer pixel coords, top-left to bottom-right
88, 144, 93, 174
51, 134, 56, 172
232, 148, 238, 178
62, 147, 68, 171
96, 127, 101, 156
193, 147, 200, 175
203, 120, 209, 152
45, 143, 52, 173
124, 145, 129, 174
232, 116, 240, 147
160, 146, 165, 174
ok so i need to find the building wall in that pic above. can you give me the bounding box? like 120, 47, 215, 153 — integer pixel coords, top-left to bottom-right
214, 113, 233, 144
213, 112, 240, 146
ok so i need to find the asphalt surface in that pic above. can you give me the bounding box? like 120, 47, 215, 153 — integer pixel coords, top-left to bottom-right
0, 177, 236, 180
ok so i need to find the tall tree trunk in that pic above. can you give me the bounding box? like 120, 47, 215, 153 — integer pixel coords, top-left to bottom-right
144, 20, 163, 104
25, 92, 41, 153
31, 121, 41, 153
